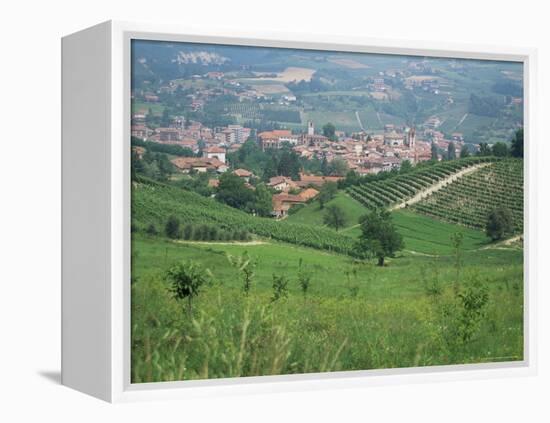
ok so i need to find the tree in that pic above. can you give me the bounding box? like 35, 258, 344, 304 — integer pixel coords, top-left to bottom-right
146, 223, 158, 236
216, 172, 255, 211
297, 258, 311, 299
328, 157, 349, 176
447, 142, 457, 160
485, 207, 513, 241
320, 154, 329, 176
510, 128, 524, 158
492, 142, 509, 157
253, 183, 273, 217
262, 154, 278, 181
356, 209, 404, 266
323, 204, 347, 231
182, 224, 194, 240
431, 142, 439, 160
318, 181, 338, 209
322, 122, 337, 141
166, 261, 210, 314
277, 150, 301, 179
165, 215, 180, 239
271, 274, 289, 302
478, 142, 492, 156
460, 145, 470, 158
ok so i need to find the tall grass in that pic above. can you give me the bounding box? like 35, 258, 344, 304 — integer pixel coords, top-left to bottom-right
131, 269, 523, 383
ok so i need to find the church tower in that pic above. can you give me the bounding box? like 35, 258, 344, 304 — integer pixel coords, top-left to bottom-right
307, 121, 314, 136
406, 127, 416, 148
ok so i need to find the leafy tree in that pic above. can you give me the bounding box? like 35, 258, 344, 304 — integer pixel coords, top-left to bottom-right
297, 258, 311, 299
166, 261, 210, 314
156, 153, 174, 181
431, 142, 439, 160
318, 182, 338, 209
277, 150, 301, 179
356, 209, 404, 266
460, 145, 470, 158
485, 207, 513, 241
322, 122, 337, 141
478, 143, 492, 156
271, 274, 289, 302
320, 154, 329, 176
262, 154, 278, 181
492, 142, 509, 157
146, 223, 158, 236
182, 224, 194, 240
165, 215, 180, 239
323, 204, 347, 231
328, 157, 349, 176
254, 183, 273, 217
456, 278, 489, 343
341, 170, 360, 188
447, 142, 457, 160
511, 128, 524, 158
216, 172, 255, 211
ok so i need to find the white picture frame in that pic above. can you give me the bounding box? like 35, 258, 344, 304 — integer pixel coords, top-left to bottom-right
61, 20, 538, 403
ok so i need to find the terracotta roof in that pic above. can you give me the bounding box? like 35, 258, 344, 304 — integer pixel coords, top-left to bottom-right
171, 157, 225, 170
205, 146, 225, 154
298, 188, 319, 201
234, 168, 252, 177
268, 176, 289, 186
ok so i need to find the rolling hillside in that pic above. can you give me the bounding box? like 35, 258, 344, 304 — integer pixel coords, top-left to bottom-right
412, 159, 523, 232
132, 177, 355, 254
346, 157, 495, 210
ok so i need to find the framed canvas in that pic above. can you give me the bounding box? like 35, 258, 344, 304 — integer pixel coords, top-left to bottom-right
61, 21, 538, 402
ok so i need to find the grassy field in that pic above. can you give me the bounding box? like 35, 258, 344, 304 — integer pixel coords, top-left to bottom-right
287, 192, 366, 229
288, 192, 491, 255
131, 233, 524, 383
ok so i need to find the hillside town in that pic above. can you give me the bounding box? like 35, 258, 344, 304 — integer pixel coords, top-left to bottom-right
132, 112, 470, 218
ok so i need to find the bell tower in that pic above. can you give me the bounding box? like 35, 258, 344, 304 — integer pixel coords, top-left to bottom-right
307, 121, 314, 136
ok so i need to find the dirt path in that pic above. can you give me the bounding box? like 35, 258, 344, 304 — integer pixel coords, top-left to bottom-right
390, 162, 491, 211
174, 240, 268, 246
355, 111, 365, 131
455, 113, 468, 129
481, 234, 523, 250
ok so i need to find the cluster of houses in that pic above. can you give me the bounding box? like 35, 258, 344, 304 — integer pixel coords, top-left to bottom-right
257, 122, 464, 175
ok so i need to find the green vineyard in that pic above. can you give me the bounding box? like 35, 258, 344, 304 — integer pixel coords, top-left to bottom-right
346, 157, 495, 210
411, 159, 524, 232
132, 178, 355, 254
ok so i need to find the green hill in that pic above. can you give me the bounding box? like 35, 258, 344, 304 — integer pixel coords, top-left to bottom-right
346, 157, 495, 210
132, 178, 355, 255
412, 159, 523, 232
286, 191, 366, 229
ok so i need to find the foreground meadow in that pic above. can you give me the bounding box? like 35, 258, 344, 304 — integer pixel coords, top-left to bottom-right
131, 232, 523, 383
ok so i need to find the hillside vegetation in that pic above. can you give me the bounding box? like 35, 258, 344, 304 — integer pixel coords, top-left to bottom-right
412, 159, 523, 232
131, 234, 523, 383
346, 157, 495, 209
132, 177, 355, 254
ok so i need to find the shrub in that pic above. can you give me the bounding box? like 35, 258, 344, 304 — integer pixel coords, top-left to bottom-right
271, 274, 289, 302
165, 216, 180, 239
165, 261, 210, 314
146, 223, 158, 236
